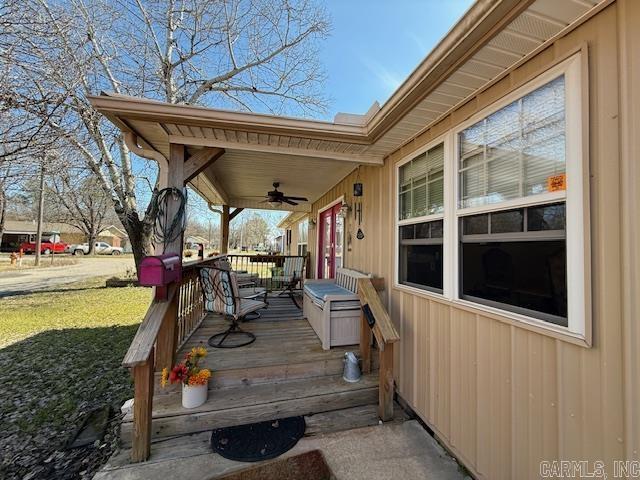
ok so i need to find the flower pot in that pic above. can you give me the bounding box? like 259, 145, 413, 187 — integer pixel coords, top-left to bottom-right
182, 383, 208, 409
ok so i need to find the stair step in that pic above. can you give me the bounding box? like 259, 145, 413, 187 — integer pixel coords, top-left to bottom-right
122, 374, 378, 444
154, 355, 380, 394
104, 404, 406, 472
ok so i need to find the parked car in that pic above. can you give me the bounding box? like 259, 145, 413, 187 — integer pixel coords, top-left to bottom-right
69, 241, 124, 256
19, 234, 68, 255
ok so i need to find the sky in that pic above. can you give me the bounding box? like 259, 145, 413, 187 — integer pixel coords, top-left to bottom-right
319, 0, 474, 120
147, 0, 475, 235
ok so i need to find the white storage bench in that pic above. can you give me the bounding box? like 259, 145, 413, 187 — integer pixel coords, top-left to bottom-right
303, 268, 372, 350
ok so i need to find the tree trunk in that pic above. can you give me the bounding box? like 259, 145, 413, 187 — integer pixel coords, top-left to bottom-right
0, 188, 5, 249
119, 210, 155, 278
87, 231, 97, 255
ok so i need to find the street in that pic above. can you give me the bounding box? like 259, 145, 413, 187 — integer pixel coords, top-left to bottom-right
0, 256, 135, 297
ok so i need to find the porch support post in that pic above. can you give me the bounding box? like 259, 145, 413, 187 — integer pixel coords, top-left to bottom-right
154, 143, 185, 365
131, 347, 154, 462
221, 205, 230, 254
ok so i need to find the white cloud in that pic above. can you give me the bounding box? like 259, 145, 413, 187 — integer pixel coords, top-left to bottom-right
360, 56, 404, 95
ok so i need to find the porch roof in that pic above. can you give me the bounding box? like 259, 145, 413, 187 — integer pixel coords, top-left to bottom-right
88, 0, 606, 212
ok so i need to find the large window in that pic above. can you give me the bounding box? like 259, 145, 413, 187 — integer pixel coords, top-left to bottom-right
397, 143, 444, 292
394, 53, 590, 341
457, 75, 569, 326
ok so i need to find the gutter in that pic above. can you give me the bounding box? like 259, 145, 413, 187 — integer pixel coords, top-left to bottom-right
123, 132, 169, 187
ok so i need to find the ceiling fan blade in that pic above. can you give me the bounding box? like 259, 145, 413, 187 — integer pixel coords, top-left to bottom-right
284, 196, 308, 201
282, 199, 298, 206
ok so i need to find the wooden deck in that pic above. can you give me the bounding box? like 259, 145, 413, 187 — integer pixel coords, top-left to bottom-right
120, 294, 382, 446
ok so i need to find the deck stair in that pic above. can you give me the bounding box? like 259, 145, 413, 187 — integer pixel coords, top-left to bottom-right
121, 296, 381, 445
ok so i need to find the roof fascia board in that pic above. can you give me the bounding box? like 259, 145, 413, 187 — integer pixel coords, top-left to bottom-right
87, 95, 369, 144
168, 134, 384, 165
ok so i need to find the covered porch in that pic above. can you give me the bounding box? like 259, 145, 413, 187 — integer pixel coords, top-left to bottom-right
88, 93, 401, 472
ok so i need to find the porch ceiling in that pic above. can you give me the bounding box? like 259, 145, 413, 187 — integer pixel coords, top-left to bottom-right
88, 0, 607, 210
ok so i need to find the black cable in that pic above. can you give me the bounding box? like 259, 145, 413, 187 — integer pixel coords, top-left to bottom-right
153, 187, 187, 252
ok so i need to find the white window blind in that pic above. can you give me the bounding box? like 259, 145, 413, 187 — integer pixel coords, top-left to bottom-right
459, 75, 566, 209
399, 143, 444, 220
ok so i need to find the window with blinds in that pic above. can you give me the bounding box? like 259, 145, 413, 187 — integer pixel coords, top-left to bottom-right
458, 75, 566, 209
399, 143, 444, 220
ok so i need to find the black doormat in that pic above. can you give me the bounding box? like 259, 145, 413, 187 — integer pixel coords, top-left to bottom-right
211, 416, 306, 462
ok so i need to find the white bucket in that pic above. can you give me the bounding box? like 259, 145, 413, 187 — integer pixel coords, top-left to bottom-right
182, 383, 208, 409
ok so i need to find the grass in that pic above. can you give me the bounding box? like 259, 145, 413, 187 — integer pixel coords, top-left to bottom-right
0, 279, 149, 478
0, 256, 78, 272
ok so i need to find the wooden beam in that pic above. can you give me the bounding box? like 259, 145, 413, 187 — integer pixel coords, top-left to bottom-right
167, 134, 384, 165
359, 310, 372, 375
221, 205, 230, 254
155, 292, 179, 372
183, 147, 224, 184
131, 349, 154, 462
378, 343, 394, 422
229, 207, 244, 221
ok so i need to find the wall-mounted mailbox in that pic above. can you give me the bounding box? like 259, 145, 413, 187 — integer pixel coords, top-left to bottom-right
139, 254, 182, 287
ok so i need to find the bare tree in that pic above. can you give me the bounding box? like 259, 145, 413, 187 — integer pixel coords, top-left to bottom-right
46, 171, 111, 255
2, 0, 329, 272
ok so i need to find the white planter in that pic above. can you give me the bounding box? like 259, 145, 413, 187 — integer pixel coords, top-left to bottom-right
182, 383, 208, 409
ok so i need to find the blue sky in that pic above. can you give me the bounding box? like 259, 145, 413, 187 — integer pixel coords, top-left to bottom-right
142, 1, 475, 232
319, 0, 474, 120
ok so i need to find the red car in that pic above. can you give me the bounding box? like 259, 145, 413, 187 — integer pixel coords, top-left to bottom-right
19, 233, 68, 255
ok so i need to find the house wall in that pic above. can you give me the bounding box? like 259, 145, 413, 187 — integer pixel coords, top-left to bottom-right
309, 3, 640, 478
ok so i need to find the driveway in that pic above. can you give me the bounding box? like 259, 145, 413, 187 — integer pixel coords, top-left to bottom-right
0, 256, 135, 297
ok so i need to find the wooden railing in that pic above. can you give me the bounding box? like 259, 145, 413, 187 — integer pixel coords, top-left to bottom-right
357, 277, 400, 421
176, 263, 206, 349
122, 255, 223, 462
227, 254, 307, 289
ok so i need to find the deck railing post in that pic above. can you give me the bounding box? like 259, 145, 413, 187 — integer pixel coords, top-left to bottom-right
359, 310, 372, 374
131, 346, 154, 462
378, 343, 394, 422
155, 291, 179, 372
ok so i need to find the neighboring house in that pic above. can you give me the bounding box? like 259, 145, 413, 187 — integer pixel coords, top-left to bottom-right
90, 1, 640, 478
184, 235, 211, 251
277, 212, 309, 256
0, 220, 129, 252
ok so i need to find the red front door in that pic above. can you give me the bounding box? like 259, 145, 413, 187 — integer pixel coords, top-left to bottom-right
317, 203, 344, 279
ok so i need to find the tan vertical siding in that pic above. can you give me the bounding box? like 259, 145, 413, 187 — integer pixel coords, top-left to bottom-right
309, 3, 637, 478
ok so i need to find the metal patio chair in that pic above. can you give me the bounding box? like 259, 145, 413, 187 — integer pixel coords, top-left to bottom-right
271, 256, 305, 308
199, 265, 267, 348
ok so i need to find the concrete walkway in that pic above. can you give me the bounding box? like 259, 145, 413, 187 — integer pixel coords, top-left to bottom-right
94, 420, 468, 480
0, 257, 134, 297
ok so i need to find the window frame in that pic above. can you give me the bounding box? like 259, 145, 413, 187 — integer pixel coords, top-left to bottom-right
393, 51, 591, 345
394, 134, 450, 299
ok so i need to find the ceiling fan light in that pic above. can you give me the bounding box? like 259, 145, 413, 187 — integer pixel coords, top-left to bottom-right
268, 200, 281, 208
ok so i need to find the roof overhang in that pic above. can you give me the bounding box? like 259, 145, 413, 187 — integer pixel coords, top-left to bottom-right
88, 0, 607, 210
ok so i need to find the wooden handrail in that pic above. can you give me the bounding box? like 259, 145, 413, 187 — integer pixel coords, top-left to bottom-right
357, 277, 399, 422
357, 278, 399, 347
123, 283, 178, 368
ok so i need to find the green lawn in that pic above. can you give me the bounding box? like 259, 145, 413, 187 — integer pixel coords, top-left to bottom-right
0, 279, 149, 479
